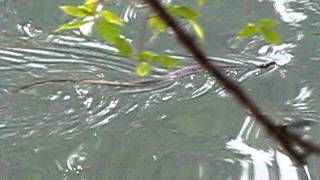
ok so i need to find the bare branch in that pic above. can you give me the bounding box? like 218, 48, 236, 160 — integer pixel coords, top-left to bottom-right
143, 0, 320, 165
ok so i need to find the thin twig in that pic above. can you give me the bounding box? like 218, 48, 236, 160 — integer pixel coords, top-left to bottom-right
16, 62, 273, 93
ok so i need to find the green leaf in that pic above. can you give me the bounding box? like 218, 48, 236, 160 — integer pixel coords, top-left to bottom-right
136, 51, 157, 61
197, 0, 205, 5
80, 3, 96, 14
258, 18, 278, 27
238, 23, 257, 37
56, 20, 88, 32
153, 54, 180, 68
168, 5, 200, 19
85, 0, 97, 4
259, 27, 282, 45
136, 62, 151, 76
100, 10, 124, 26
148, 16, 167, 36
190, 20, 204, 40
95, 18, 121, 43
60, 6, 91, 18
114, 37, 132, 57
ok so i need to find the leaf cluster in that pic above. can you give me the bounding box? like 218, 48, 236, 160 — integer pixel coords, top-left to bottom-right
238, 18, 282, 45
57, 1, 282, 76
57, 0, 205, 76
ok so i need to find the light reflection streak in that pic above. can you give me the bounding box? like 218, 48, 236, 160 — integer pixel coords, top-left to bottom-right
270, 0, 307, 24
226, 115, 306, 180
226, 115, 273, 180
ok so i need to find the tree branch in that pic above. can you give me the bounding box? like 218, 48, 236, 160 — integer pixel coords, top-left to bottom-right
143, 0, 320, 165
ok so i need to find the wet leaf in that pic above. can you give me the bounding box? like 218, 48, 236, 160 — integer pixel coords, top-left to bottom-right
114, 37, 132, 57
148, 16, 167, 36
100, 10, 124, 26
238, 23, 257, 37
136, 51, 157, 61
95, 18, 120, 43
153, 54, 180, 68
136, 62, 151, 76
56, 21, 88, 31
168, 5, 200, 19
60, 6, 91, 18
190, 20, 204, 40
260, 27, 282, 45
258, 18, 278, 27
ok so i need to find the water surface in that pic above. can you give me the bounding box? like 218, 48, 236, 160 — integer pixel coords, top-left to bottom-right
0, 0, 320, 179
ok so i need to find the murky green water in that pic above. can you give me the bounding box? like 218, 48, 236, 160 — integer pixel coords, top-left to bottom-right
1, 0, 320, 179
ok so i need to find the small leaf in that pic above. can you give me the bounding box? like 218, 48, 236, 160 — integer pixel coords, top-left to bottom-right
136, 51, 157, 61
80, 3, 96, 14
136, 62, 151, 76
100, 10, 124, 26
148, 16, 167, 36
197, 0, 205, 5
60, 6, 91, 18
238, 23, 257, 37
259, 27, 282, 45
190, 20, 204, 40
153, 54, 180, 68
85, 0, 98, 4
258, 18, 278, 27
168, 5, 200, 19
95, 18, 120, 43
56, 21, 88, 31
114, 37, 132, 57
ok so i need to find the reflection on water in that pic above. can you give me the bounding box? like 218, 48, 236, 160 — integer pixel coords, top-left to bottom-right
226, 115, 313, 180
0, 0, 320, 179
271, 0, 307, 24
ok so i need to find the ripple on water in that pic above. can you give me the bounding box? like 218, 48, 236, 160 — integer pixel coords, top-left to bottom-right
1, 1, 320, 179
0, 34, 283, 143
0, 34, 288, 180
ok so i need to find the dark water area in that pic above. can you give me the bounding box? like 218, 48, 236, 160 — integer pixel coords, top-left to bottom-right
0, 0, 320, 179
